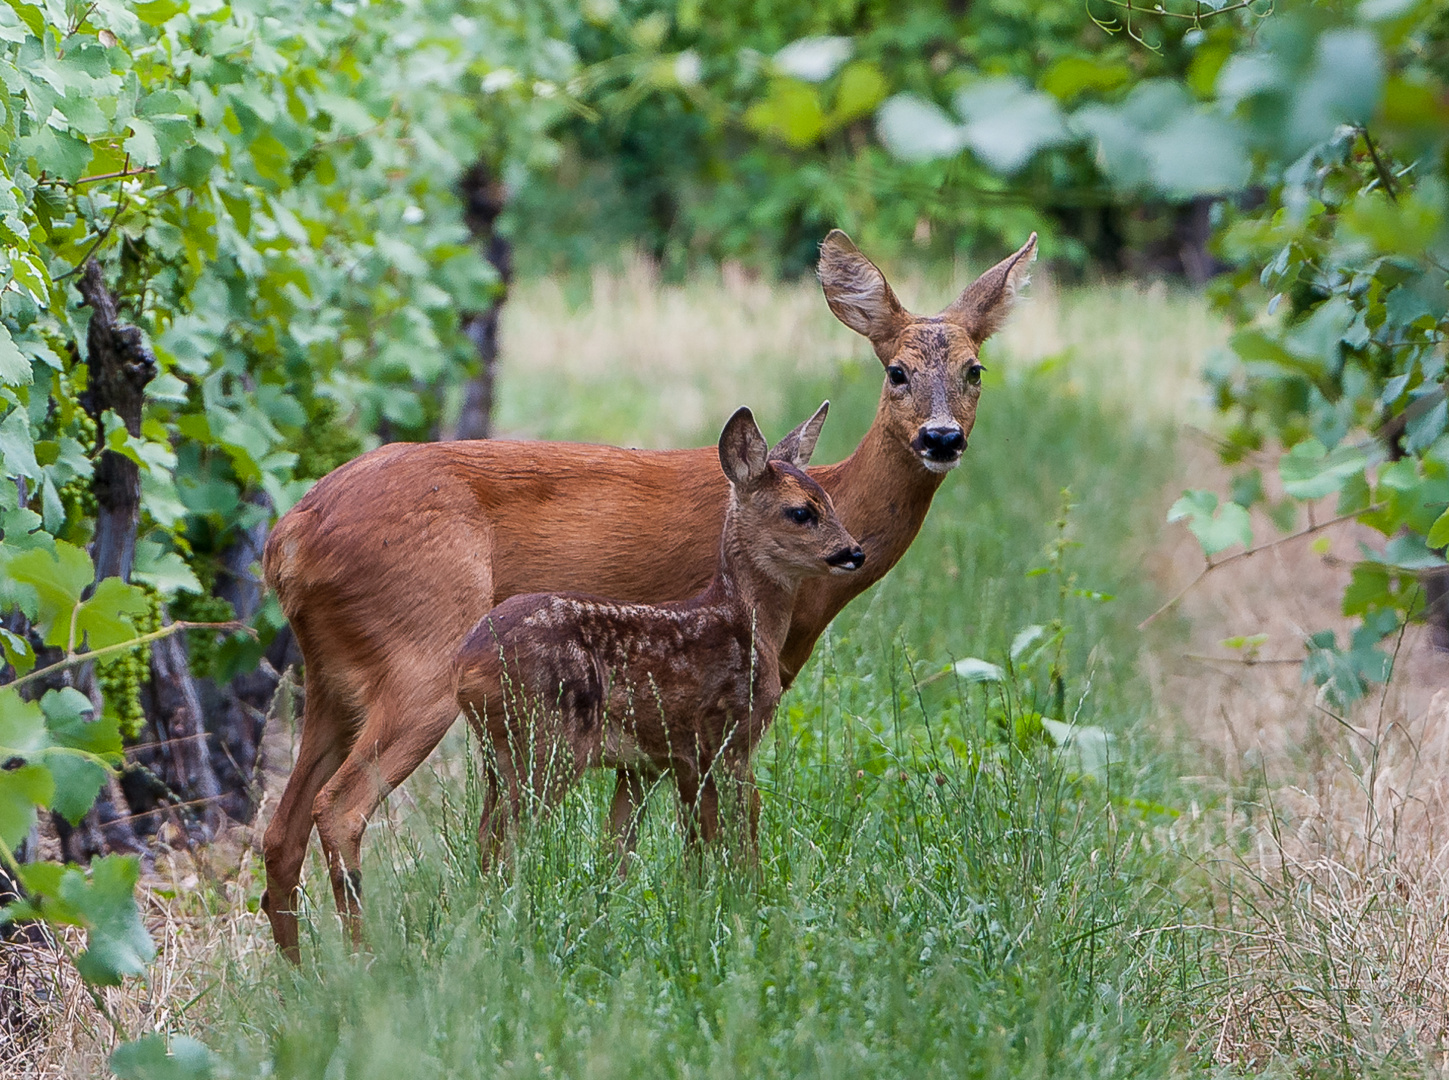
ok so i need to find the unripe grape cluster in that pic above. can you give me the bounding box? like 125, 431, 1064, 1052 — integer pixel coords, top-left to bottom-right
97, 584, 163, 741
170, 591, 237, 682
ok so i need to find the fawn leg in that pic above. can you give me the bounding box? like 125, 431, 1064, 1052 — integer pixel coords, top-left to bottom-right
608, 767, 655, 877
675, 769, 720, 850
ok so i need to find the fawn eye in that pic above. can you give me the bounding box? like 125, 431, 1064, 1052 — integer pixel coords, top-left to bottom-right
964, 363, 984, 386
886, 365, 908, 387
786, 506, 816, 525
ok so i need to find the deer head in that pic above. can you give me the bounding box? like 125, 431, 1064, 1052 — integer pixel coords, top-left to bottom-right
718, 404, 864, 583
817, 230, 1037, 474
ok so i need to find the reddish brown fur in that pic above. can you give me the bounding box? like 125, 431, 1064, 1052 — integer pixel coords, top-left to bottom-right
259, 230, 1036, 960
454, 409, 859, 866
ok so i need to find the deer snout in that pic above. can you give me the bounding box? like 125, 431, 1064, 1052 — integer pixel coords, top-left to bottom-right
915, 423, 962, 469
825, 545, 865, 573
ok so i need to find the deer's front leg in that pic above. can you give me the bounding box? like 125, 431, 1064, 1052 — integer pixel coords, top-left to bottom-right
608, 767, 653, 878
674, 768, 720, 849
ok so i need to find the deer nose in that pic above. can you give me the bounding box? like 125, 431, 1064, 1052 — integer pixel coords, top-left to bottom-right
918, 426, 965, 459
825, 545, 865, 571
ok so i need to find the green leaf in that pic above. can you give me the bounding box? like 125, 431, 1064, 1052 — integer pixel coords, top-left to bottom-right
954, 79, 1069, 174
952, 658, 1004, 682
111, 1035, 214, 1080
0, 406, 40, 480
1278, 439, 1368, 500
743, 79, 827, 148
1167, 489, 1252, 556
1428, 507, 1449, 549
22, 125, 92, 184
60, 854, 154, 986
0, 324, 30, 387
132, 541, 203, 595
831, 61, 886, 125
876, 94, 966, 162
0, 688, 47, 756
0, 627, 33, 676
6, 540, 95, 646
74, 576, 148, 650
42, 687, 119, 755
1041, 56, 1131, 102
132, 0, 184, 26
2, 1, 43, 38
46, 753, 107, 826
1009, 624, 1047, 664
0, 763, 54, 847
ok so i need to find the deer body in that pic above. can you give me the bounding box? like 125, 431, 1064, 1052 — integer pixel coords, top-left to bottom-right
260, 229, 1036, 960
454, 407, 862, 861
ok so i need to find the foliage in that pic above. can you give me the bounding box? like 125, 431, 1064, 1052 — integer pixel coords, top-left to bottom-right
513, 0, 1214, 274
871, 0, 1449, 708
0, 0, 572, 1034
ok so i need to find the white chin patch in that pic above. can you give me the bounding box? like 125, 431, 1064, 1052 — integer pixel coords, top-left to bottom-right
921, 455, 960, 474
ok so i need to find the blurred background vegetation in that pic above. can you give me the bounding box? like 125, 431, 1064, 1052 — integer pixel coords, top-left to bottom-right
1, 0, 1448, 1074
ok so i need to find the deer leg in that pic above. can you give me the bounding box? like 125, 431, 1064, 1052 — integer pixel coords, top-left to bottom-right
674, 769, 720, 850
476, 767, 511, 874
311, 685, 460, 948
608, 767, 654, 878
261, 678, 349, 964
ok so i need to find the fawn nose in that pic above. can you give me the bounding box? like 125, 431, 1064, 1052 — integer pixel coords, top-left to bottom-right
918, 425, 965, 460
825, 545, 865, 572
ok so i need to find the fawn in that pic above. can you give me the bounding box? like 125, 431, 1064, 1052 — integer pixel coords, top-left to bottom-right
453, 405, 863, 865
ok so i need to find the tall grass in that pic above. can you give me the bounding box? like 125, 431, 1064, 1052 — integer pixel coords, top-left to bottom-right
169, 270, 1217, 1078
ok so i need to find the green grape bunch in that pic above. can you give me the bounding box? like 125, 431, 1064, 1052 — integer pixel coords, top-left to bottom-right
96, 584, 164, 742
170, 591, 238, 683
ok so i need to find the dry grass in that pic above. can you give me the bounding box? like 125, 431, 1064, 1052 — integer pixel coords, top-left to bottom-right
1151, 436, 1449, 1070
1, 839, 267, 1079
496, 254, 1223, 446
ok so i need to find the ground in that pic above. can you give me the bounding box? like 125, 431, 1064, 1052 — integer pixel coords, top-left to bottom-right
11, 258, 1448, 1078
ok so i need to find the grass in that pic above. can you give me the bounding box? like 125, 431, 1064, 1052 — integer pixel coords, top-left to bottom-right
179, 266, 1211, 1079
27, 263, 1258, 1078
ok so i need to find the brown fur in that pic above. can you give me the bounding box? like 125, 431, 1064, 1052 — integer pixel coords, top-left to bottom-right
259, 230, 1036, 960
455, 408, 859, 867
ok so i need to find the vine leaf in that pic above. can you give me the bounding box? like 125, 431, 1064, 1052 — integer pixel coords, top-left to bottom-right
1167, 490, 1252, 556
0, 763, 53, 847
111, 1034, 215, 1080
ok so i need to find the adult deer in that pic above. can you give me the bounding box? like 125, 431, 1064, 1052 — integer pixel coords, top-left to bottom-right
456, 406, 862, 868
260, 229, 1037, 959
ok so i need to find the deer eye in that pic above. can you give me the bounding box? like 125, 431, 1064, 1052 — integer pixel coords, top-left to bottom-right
786, 506, 816, 525
964, 363, 985, 386
886, 365, 908, 387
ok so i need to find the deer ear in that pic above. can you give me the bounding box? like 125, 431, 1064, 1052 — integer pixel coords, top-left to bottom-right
769, 400, 828, 469
818, 230, 909, 361
719, 407, 770, 489
940, 233, 1037, 343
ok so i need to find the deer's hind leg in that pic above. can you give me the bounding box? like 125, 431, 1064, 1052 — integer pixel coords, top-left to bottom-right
261, 673, 351, 963
310, 668, 461, 947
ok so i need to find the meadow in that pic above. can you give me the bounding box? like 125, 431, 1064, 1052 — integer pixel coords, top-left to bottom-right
29, 262, 1449, 1078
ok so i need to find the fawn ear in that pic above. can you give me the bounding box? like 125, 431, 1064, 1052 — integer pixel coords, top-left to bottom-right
818, 230, 909, 362
769, 400, 828, 469
719, 407, 770, 489
940, 233, 1037, 343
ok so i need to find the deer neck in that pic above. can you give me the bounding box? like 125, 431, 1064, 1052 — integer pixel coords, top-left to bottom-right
823, 403, 945, 574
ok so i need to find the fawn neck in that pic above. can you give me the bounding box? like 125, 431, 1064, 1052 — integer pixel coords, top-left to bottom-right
705, 500, 802, 653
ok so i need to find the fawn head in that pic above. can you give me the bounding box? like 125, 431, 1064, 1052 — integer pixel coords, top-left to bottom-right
718, 403, 864, 582
817, 230, 1037, 474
